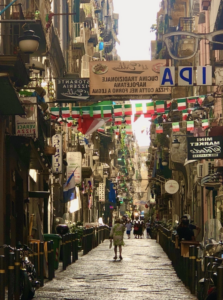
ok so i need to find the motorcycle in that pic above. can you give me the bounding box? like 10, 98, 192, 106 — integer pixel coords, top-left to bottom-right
1, 243, 39, 300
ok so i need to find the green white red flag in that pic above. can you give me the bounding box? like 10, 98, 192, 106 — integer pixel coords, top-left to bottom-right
113, 105, 123, 116
202, 119, 209, 129
187, 97, 197, 103
124, 125, 133, 135
124, 116, 132, 124
124, 104, 132, 115
177, 99, 187, 110
156, 101, 165, 113
146, 102, 154, 114
156, 124, 163, 133
102, 105, 112, 118
67, 117, 73, 127
72, 107, 80, 118
187, 121, 194, 131
81, 107, 91, 118
61, 107, 70, 118
93, 107, 102, 118
172, 122, 180, 132
50, 107, 60, 119
182, 109, 188, 120
135, 103, 143, 114
134, 115, 141, 122
114, 117, 123, 125
166, 100, 172, 109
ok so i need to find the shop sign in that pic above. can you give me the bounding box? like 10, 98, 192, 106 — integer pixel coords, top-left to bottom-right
187, 136, 223, 160
89, 60, 171, 96
165, 180, 179, 194
56, 78, 89, 100
15, 97, 38, 138
160, 66, 212, 86
52, 134, 62, 174
67, 152, 82, 184
99, 183, 105, 202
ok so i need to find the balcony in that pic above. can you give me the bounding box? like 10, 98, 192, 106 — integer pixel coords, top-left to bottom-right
72, 23, 85, 55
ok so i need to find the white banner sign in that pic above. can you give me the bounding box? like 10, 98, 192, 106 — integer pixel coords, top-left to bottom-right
52, 134, 63, 174
67, 152, 82, 184
15, 97, 38, 138
99, 183, 105, 202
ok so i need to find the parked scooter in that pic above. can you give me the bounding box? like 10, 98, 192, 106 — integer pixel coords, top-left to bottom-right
0, 243, 39, 300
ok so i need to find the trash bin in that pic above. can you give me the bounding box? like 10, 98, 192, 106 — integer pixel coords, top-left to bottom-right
43, 234, 62, 270
56, 224, 69, 260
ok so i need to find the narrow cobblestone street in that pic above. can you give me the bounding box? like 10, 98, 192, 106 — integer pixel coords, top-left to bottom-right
35, 235, 197, 300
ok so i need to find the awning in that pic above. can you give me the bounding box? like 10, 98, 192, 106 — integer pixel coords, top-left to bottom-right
0, 75, 25, 115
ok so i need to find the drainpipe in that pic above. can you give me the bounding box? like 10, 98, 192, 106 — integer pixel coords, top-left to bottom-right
0, 0, 18, 16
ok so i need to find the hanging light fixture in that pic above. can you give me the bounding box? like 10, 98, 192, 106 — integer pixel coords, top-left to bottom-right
172, 138, 180, 148
162, 160, 168, 166
18, 30, 40, 54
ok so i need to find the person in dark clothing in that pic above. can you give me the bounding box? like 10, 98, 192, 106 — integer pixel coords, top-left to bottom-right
177, 219, 195, 242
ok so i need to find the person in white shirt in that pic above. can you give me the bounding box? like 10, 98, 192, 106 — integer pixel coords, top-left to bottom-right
125, 220, 132, 239
145, 221, 151, 239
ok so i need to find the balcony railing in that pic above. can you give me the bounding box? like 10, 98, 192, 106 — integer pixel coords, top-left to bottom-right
72, 22, 85, 45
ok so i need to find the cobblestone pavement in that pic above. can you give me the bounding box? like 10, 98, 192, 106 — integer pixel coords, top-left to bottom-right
35, 236, 197, 300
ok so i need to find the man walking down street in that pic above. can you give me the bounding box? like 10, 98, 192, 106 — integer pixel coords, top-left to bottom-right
126, 220, 132, 239
145, 220, 151, 238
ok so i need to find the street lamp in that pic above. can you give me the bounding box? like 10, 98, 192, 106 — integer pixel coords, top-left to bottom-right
172, 138, 180, 149
18, 30, 40, 54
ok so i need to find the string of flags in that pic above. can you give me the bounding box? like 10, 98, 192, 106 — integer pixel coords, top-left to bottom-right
155, 119, 210, 133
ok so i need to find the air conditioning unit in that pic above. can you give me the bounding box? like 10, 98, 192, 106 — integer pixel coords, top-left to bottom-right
197, 163, 204, 178
197, 161, 215, 178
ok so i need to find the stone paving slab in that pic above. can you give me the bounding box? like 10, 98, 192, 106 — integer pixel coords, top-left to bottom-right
35, 237, 197, 300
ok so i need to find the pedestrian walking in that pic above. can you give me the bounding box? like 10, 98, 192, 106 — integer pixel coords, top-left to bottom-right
125, 219, 132, 239
133, 217, 141, 239
145, 220, 151, 238
110, 218, 125, 260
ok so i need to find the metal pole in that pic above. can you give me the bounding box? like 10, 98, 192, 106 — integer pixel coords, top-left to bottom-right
0, 255, 5, 300
8, 252, 14, 300
217, 265, 223, 300
62, 235, 66, 270
72, 233, 75, 263
50, 241, 55, 278
33, 243, 38, 277
39, 242, 44, 287
189, 245, 196, 294
14, 250, 20, 300
47, 241, 52, 280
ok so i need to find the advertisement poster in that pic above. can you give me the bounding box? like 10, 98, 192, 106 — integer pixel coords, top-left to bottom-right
56, 78, 89, 100
89, 60, 171, 96
52, 134, 63, 174
187, 136, 223, 160
67, 152, 82, 184
15, 97, 38, 138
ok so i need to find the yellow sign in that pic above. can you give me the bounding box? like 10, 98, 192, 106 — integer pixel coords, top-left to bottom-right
89, 60, 171, 96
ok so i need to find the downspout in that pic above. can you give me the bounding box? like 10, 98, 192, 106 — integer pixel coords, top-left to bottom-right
0, 0, 18, 16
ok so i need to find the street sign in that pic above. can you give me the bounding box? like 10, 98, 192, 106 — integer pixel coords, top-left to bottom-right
56, 78, 89, 100
187, 136, 223, 160
52, 134, 62, 174
160, 66, 212, 86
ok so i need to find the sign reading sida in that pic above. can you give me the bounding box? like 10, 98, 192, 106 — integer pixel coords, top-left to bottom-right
160, 66, 212, 86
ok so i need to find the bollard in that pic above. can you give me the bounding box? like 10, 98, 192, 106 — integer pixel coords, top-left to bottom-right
8, 252, 14, 300
47, 241, 52, 280
0, 255, 5, 300
75, 232, 78, 261
33, 243, 38, 277
29, 244, 34, 264
189, 245, 196, 294
50, 240, 55, 278
39, 242, 44, 287
14, 250, 20, 300
96, 227, 98, 247
217, 265, 223, 300
72, 233, 76, 263
62, 235, 66, 270
68, 234, 71, 265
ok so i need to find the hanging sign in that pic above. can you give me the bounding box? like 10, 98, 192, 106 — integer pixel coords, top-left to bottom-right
99, 183, 105, 202
67, 152, 82, 184
52, 134, 63, 174
90, 60, 171, 96
15, 97, 38, 138
187, 136, 223, 160
165, 180, 179, 194
56, 78, 89, 100
160, 66, 212, 86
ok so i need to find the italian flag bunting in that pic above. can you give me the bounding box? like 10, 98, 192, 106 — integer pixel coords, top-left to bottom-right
156, 124, 163, 133
81, 106, 92, 118
134, 115, 141, 122
124, 125, 132, 135
144, 114, 151, 119
98, 127, 105, 133
114, 116, 123, 125
50, 107, 60, 119
172, 122, 180, 132
187, 97, 197, 103
102, 105, 112, 118
182, 109, 188, 121
113, 104, 123, 116
187, 121, 194, 131
135, 103, 143, 115
156, 101, 165, 113
177, 99, 187, 110
93, 107, 102, 118
166, 100, 172, 109
124, 104, 132, 115
72, 107, 80, 118
198, 95, 205, 104
61, 107, 70, 118
202, 119, 209, 129
67, 117, 73, 127
146, 102, 154, 114
125, 116, 132, 124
